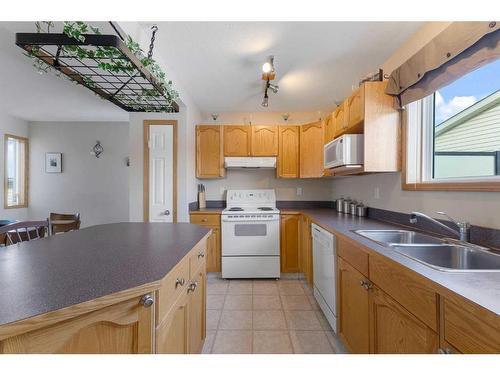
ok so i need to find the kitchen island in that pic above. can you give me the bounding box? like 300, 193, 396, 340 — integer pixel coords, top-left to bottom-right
0, 223, 211, 354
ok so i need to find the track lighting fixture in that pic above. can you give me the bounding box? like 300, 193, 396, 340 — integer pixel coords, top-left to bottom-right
261, 56, 278, 107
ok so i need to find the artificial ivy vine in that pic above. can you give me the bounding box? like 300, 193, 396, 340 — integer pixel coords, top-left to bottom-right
26, 21, 178, 111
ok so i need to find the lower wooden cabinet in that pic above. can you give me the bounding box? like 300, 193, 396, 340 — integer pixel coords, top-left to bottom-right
156, 291, 190, 354
0, 295, 154, 354
280, 214, 300, 273
190, 213, 221, 272
338, 257, 370, 353
188, 268, 207, 353
299, 215, 313, 286
369, 286, 439, 354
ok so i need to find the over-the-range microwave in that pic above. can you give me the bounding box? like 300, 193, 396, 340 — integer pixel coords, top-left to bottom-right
324, 134, 364, 169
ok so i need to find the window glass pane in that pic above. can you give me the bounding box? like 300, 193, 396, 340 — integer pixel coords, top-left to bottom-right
432, 59, 500, 179
4, 136, 27, 207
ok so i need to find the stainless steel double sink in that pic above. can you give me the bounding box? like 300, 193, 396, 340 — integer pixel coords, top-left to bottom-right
353, 229, 500, 272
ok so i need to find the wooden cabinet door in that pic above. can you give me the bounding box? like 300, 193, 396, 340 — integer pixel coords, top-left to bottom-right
0, 295, 154, 354
346, 88, 364, 130
224, 126, 251, 156
324, 113, 335, 145
188, 268, 207, 353
333, 103, 347, 137
206, 227, 221, 273
196, 125, 224, 178
277, 125, 300, 178
156, 291, 190, 354
338, 258, 370, 353
299, 215, 313, 286
369, 286, 438, 354
299, 121, 324, 178
251, 125, 278, 156
280, 214, 300, 273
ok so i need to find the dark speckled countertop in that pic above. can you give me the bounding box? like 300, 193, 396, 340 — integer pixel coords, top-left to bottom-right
296, 209, 500, 316
0, 223, 210, 326
190, 206, 500, 315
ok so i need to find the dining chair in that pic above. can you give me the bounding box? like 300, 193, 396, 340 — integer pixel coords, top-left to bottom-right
0, 220, 50, 246
49, 212, 81, 234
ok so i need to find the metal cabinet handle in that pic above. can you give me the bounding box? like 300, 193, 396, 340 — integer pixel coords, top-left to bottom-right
198, 251, 205, 258
360, 280, 373, 290
175, 278, 185, 288
438, 347, 452, 354
140, 294, 154, 308
202, 218, 208, 222
187, 281, 199, 293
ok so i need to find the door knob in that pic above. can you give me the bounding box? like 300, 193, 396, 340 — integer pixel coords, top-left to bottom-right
140, 294, 154, 307
160, 210, 170, 216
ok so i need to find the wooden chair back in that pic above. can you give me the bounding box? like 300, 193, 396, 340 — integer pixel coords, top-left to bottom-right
0, 220, 50, 246
49, 212, 81, 234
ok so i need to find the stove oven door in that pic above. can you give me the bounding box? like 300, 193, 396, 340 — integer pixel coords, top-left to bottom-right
222, 217, 280, 256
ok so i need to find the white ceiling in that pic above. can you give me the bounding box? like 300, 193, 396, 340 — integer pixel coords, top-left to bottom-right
142, 22, 423, 113
0, 21, 422, 121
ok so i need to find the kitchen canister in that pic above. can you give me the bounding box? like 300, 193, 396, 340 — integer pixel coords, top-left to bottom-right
336, 197, 344, 212
350, 202, 358, 215
356, 203, 367, 217
343, 198, 352, 214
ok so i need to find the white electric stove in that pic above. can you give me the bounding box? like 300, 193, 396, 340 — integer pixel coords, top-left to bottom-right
221, 189, 280, 279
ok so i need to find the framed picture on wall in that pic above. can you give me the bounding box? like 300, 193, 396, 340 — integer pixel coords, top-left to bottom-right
45, 152, 62, 173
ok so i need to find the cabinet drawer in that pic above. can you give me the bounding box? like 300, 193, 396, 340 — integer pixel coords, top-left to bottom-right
337, 237, 369, 277
443, 297, 500, 353
156, 257, 190, 326
369, 255, 438, 331
190, 214, 220, 226
190, 240, 207, 278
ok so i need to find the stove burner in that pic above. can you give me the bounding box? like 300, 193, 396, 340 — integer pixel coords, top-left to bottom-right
258, 207, 274, 211
227, 207, 244, 211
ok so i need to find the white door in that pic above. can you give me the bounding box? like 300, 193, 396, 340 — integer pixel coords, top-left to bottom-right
148, 125, 173, 223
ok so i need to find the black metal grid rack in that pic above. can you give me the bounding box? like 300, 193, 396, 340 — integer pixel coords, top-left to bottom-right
16, 33, 179, 112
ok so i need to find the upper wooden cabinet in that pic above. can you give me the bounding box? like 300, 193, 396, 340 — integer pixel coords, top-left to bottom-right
333, 102, 347, 138
300, 121, 324, 178
224, 125, 251, 156
346, 88, 364, 130
251, 125, 278, 156
277, 125, 300, 178
324, 113, 335, 145
196, 125, 224, 179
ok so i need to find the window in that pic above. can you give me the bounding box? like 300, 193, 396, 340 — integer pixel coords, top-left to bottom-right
404, 59, 500, 190
4, 134, 28, 208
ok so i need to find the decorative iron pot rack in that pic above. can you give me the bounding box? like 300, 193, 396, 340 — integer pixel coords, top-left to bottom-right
15, 32, 179, 112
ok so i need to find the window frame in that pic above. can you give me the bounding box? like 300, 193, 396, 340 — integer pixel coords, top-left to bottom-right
402, 94, 500, 192
4, 134, 29, 209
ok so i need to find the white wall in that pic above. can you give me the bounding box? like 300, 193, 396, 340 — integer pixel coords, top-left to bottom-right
331, 22, 500, 229
121, 22, 203, 223
202, 169, 334, 201
28, 121, 129, 227
0, 114, 29, 221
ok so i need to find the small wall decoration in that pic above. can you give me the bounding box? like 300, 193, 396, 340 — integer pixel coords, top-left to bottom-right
91, 140, 104, 158
45, 152, 62, 173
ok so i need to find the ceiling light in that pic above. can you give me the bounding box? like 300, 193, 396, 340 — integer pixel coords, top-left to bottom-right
261, 93, 269, 107
262, 61, 272, 74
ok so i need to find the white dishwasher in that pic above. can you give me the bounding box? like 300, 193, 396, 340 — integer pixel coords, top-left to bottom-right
312, 223, 337, 333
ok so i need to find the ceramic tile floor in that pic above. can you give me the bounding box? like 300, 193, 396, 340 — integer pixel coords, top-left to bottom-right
202, 275, 348, 354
